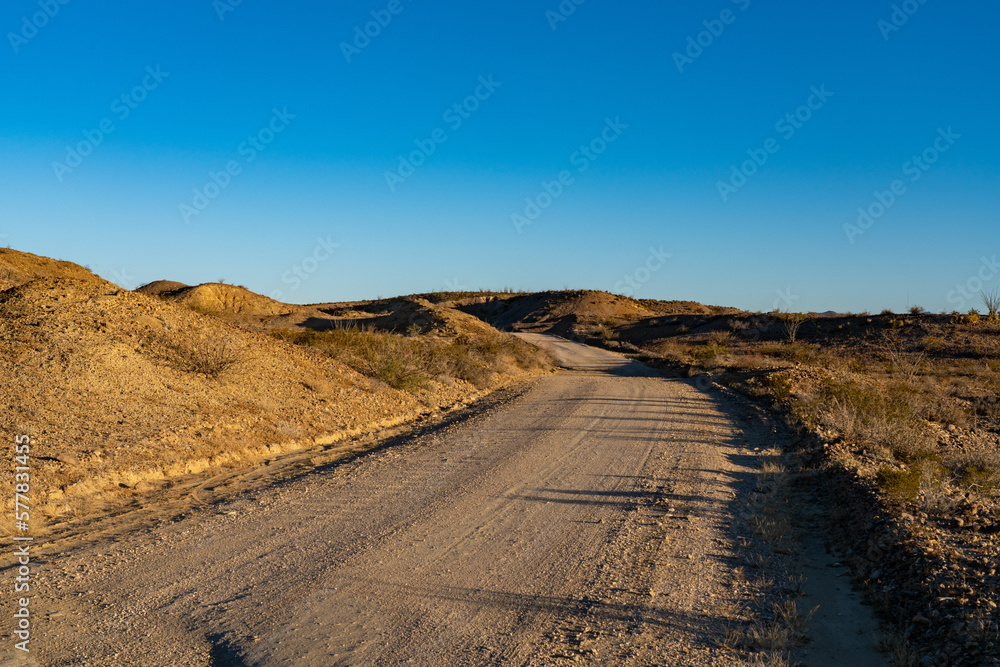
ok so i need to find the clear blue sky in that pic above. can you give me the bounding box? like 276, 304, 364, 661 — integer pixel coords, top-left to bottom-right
2, 1, 997, 312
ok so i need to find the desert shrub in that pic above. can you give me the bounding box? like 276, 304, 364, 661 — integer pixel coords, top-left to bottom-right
917, 395, 975, 428
969, 395, 1000, 420
775, 311, 809, 343
972, 342, 1000, 359
652, 340, 692, 362
759, 373, 793, 400
909, 305, 926, 315
814, 379, 934, 458
920, 336, 947, 353
162, 335, 244, 378
592, 325, 618, 341
758, 342, 820, 364
692, 341, 727, 360
877, 451, 947, 502
957, 465, 998, 491
707, 330, 733, 345
982, 289, 1000, 320
878, 336, 925, 381
876, 465, 922, 501
728, 319, 749, 332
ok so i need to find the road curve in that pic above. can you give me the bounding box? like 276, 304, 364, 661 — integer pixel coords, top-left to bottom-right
23, 335, 767, 666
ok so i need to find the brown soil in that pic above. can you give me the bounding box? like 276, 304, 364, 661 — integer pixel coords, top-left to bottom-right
0, 247, 97, 291
0, 251, 549, 538
1, 335, 883, 667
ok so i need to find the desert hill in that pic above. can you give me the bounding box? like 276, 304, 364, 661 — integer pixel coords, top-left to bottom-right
0, 250, 550, 534
0, 247, 98, 290
450, 290, 740, 338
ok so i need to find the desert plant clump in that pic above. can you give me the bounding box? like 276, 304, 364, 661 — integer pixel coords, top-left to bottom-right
982, 289, 1000, 321
878, 335, 925, 382
160, 334, 245, 378
774, 311, 808, 343
876, 464, 922, 501
692, 341, 727, 361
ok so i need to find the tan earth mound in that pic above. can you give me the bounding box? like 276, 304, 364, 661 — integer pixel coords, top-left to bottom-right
161, 282, 293, 318
135, 280, 189, 296
374, 298, 501, 338
0, 275, 429, 534
460, 290, 656, 334
0, 247, 98, 291
634, 298, 740, 316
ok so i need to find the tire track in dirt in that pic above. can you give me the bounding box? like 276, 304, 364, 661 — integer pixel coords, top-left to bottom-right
14, 334, 883, 666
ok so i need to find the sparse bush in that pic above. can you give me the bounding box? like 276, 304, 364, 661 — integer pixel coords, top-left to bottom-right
707, 330, 733, 345
692, 341, 727, 360
775, 311, 808, 343
969, 395, 1000, 420
592, 325, 618, 342
957, 465, 998, 490
982, 289, 1000, 320
919, 335, 946, 353
909, 305, 926, 315
813, 378, 935, 458
762, 373, 793, 400
878, 335, 925, 381
163, 335, 244, 378
876, 465, 922, 501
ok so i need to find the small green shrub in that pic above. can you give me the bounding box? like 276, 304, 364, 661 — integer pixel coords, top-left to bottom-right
761, 373, 793, 400
692, 341, 727, 360
876, 465, 922, 501
920, 336, 947, 353
958, 465, 997, 490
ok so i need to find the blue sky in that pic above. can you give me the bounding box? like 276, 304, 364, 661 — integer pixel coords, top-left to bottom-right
2, 1, 997, 312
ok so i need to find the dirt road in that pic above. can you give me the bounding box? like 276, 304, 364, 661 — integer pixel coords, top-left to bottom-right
4, 335, 876, 665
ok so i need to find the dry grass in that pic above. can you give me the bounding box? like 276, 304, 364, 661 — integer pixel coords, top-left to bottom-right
271, 327, 551, 391
721, 449, 807, 666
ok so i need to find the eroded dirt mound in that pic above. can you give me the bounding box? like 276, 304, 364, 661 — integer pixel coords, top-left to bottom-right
135, 280, 189, 296
0, 275, 426, 533
460, 290, 657, 335
0, 247, 98, 291
159, 282, 292, 318
374, 298, 501, 338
